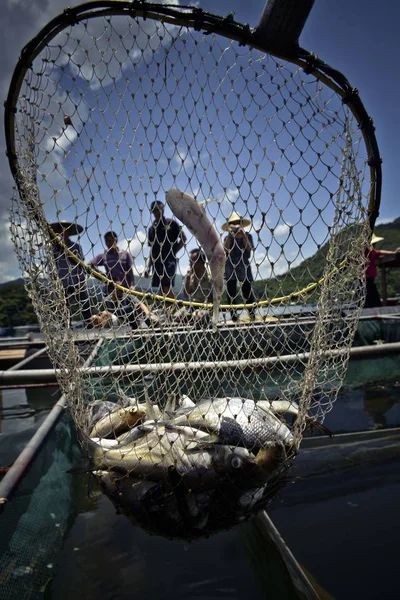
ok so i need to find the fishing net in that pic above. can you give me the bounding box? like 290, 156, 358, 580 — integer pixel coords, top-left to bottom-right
5, 2, 380, 539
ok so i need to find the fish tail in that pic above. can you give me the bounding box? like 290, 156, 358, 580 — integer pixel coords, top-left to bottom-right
212, 300, 219, 325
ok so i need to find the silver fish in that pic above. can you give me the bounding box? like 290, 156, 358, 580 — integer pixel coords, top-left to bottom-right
166, 189, 226, 324
172, 397, 294, 450
257, 400, 332, 437
89, 405, 146, 439
86, 400, 118, 433
75, 426, 263, 491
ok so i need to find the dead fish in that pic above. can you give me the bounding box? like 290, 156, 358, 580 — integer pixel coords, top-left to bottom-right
89, 405, 146, 439
257, 399, 333, 437
86, 400, 118, 433
69, 426, 264, 491
166, 189, 226, 324
171, 397, 294, 451
90, 437, 119, 449
116, 422, 209, 448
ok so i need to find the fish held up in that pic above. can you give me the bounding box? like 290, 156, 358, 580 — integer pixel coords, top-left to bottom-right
166, 189, 226, 324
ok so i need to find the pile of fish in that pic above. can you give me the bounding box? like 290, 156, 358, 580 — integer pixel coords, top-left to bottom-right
72, 393, 329, 540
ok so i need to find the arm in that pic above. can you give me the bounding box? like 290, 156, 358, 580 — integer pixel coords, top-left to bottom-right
175, 228, 187, 253
144, 255, 153, 278
224, 234, 232, 254
126, 254, 135, 288
89, 253, 104, 273
144, 227, 154, 277
73, 243, 85, 262
243, 232, 254, 254
378, 248, 400, 255
126, 267, 135, 288
184, 270, 194, 298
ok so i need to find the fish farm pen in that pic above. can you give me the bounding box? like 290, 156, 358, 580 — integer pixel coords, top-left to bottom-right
1, 0, 400, 599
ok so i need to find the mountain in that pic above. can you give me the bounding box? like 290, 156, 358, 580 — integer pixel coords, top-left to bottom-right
0, 280, 37, 327
253, 218, 400, 302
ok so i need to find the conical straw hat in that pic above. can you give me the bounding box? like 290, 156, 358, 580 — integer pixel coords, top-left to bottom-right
49, 221, 84, 236
371, 233, 384, 244
222, 212, 251, 232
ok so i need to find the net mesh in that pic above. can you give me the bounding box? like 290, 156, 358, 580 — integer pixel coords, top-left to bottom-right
6, 5, 375, 539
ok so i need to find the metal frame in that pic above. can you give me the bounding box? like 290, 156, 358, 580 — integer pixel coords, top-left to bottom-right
0, 338, 103, 509
1, 341, 400, 385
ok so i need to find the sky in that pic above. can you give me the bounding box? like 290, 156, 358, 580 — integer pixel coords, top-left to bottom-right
0, 0, 399, 284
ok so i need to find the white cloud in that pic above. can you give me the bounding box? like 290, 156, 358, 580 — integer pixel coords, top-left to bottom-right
375, 217, 395, 226
119, 231, 146, 258
225, 187, 239, 203
0, 0, 183, 283
273, 223, 291, 237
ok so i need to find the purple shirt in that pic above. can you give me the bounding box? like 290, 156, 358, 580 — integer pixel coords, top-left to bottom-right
90, 248, 133, 287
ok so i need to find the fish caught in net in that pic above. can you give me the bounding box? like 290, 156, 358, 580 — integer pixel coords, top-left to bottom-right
5, 2, 380, 539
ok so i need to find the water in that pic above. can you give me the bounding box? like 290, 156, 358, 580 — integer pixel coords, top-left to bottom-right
323, 380, 400, 433
1, 380, 400, 599
0, 386, 61, 465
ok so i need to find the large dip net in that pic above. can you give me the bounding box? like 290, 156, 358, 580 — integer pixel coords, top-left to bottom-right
5, 2, 381, 540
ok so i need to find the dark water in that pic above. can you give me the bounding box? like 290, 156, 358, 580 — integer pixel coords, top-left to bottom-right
0, 386, 61, 465
1, 379, 400, 599
323, 380, 400, 433
270, 458, 400, 600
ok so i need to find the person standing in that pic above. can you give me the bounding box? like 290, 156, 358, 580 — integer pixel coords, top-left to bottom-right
89, 231, 135, 289
222, 212, 256, 322
145, 200, 187, 298
365, 233, 400, 308
51, 220, 93, 327
90, 231, 155, 323
184, 248, 212, 304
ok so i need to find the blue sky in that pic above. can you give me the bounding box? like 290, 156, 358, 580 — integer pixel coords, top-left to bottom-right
0, 0, 399, 283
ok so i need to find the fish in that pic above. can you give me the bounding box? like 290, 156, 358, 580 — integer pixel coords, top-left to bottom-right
171, 397, 294, 451
89, 405, 146, 439
257, 399, 333, 438
90, 437, 119, 449
166, 189, 226, 324
70, 425, 266, 491
86, 400, 119, 433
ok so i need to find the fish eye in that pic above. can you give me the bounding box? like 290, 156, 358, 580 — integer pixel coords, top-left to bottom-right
231, 456, 242, 469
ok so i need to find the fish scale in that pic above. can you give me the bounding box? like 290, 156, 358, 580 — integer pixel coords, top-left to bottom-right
172, 397, 293, 450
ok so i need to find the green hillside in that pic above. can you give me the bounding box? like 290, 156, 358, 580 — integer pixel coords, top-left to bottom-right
0, 281, 37, 327
253, 217, 400, 302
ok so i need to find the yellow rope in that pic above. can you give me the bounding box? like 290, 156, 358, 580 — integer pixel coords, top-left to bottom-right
47, 222, 347, 310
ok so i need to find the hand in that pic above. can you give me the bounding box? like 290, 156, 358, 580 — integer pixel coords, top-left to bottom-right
234, 227, 245, 238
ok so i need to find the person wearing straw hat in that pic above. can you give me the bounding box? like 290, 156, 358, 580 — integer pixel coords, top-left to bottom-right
222, 212, 256, 322
51, 220, 93, 327
365, 233, 400, 308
